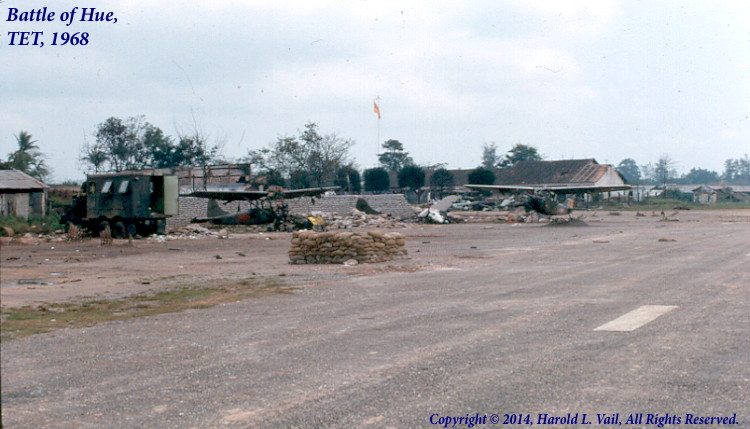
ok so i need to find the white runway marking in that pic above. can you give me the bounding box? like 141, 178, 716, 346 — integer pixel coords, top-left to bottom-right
595, 305, 678, 332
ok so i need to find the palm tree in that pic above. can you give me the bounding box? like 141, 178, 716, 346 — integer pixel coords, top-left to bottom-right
7, 131, 50, 180
7, 131, 37, 172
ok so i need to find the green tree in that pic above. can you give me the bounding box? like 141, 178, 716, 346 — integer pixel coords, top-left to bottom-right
247, 122, 353, 187
172, 130, 219, 168
500, 143, 542, 167
289, 169, 312, 189
481, 142, 500, 169
82, 116, 219, 173
681, 168, 719, 184
142, 125, 176, 168
364, 167, 390, 192
616, 158, 641, 184
94, 116, 141, 171
348, 168, 362, 193
335, 165, 361, 194
80, 141, 108, 173
653, 154, 677, 189
264, 169, 286, 187
397, 165, 425, 190
6, 131, 50, 181
430, 168, 454, 199
722, 155, 750, 184
378, 139, 414, 172
468, 167, 495, 185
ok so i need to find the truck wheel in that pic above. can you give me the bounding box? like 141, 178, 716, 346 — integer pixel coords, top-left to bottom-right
113, 221, 126, 239
126, 223, 138, 238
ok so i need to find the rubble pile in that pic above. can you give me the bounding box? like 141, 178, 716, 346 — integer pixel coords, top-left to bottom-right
147, 224, 230, 241
289, 230, 408, 264
5, 232, 67, 244
321, 209, 409, 230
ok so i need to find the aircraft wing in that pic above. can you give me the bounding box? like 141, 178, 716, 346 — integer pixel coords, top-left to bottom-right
183, 190, 269, 202
274, 186, 339, 199
465, 184, 631, 194
465, 184, 537, 192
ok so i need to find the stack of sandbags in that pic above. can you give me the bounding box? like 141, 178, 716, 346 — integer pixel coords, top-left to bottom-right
289, 230, 408, 264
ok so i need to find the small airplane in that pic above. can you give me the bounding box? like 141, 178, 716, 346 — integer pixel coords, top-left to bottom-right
183, 186, 338, 229
464, 183, 631, 217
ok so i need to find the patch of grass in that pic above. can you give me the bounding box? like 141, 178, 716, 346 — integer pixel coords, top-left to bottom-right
0, 214, 64, 235
0, 277, 297, 341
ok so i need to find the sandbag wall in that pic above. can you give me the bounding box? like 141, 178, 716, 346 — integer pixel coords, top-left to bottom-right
289, 231, 408, 264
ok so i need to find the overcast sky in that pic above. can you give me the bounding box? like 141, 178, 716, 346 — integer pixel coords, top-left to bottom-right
2, 0, 749, 182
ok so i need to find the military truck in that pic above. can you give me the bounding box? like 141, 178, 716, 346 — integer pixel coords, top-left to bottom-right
65, 172, 178, 237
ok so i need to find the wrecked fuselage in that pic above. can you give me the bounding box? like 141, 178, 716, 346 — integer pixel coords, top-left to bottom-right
192, 207, 312, 231
519, 194, 573, 216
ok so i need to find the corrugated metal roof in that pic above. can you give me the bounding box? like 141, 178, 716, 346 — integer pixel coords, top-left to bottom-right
0, 170, 49, 190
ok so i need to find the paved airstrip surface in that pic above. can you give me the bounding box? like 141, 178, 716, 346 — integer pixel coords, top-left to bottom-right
2, 210, 749, 428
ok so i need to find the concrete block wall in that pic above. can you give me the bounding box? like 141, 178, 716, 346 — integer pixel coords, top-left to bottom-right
287, 194, 416, 219
167, 197, 252, 231
166, 193, 416, 232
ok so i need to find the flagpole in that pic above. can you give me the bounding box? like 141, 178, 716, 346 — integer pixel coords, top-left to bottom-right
376, 115, 380, 165
374, 96, 381, 166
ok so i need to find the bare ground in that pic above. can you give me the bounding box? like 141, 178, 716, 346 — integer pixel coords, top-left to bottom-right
2, 209, 748, 309
1, 209, 749, 428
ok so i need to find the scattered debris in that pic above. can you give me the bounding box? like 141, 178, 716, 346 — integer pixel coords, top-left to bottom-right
658, 237, 676, 242
323, 209, 409, 229
659, 210, 680, 222
66, 223, 84, 241
18, 279, 46, 285
431, 195, 462, 212
147, 224, 231, 241
414, 207, 460, 224
547, 216, 587, 226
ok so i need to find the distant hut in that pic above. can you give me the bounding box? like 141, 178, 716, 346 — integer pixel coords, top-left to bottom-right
0, 170, 49, 218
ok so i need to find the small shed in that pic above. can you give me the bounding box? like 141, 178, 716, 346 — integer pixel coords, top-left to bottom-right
0, 170, 49, 218
693, 185, 750, 204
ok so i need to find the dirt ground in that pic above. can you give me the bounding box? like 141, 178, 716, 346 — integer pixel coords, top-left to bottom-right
2, 208, 749, 428
2, 209, 749, 310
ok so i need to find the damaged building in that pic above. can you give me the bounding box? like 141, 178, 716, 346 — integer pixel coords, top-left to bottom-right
395, 158, 628, 203
0, 170, 49, 219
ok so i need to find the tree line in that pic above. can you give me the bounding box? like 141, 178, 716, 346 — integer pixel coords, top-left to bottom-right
3, 116, 748, 191
79, 116, 220, 173
616, 155, 750, 187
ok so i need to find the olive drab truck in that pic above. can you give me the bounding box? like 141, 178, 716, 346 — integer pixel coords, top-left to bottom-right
66, 172, 179, 237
